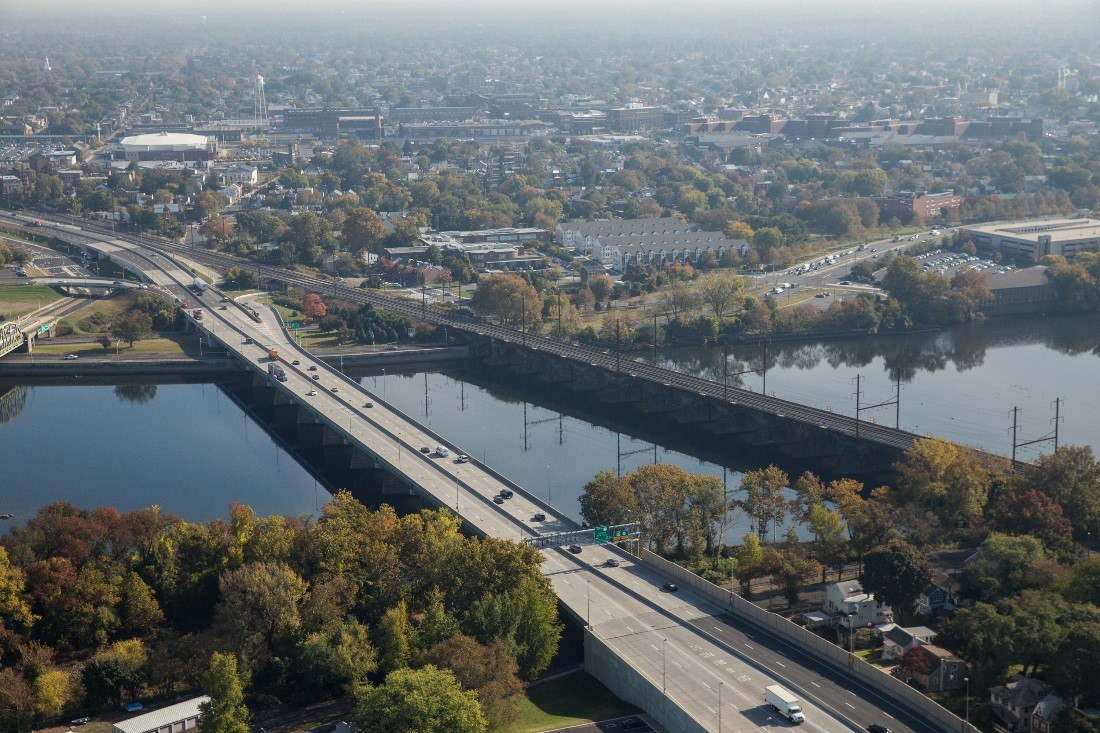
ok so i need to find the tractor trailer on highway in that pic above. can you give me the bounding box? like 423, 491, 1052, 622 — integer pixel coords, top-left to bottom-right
764, 685, 805, 724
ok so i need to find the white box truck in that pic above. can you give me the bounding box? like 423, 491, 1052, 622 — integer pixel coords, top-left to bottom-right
764, 685, 805, 724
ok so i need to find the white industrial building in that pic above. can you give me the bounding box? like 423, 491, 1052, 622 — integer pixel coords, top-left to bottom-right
963, 218, 1100, 262
116, 132, 216, 161
111, 696, 209, 733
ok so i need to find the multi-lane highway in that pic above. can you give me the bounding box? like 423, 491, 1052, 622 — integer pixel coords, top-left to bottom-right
1, 212, 964, 733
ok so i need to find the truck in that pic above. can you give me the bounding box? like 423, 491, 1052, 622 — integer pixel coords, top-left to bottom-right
191, 277, 207, 294
764, 685, 804, 724
267, 363, 287, 382
268, 348, 280, 362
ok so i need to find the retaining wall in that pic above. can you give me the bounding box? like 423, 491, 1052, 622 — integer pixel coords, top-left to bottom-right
639, 550, 977, 733
584, 628, 707, 733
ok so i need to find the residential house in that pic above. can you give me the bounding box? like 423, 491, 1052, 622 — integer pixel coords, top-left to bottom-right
1, 175, 23, 195
1030, 695, 1062, 733
918, 573, 958, 617
823, 580, 893, 634
911, 644, 966, 692
882, 625, 937, 660
219, 183, 242, 205
986, 675, 1052, 733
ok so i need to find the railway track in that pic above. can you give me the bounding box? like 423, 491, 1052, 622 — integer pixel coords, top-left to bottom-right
15, 215, 921, 452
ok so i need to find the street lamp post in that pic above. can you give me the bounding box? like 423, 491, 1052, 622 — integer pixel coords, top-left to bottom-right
662, 638, 668, 693
964, 677, 970, 729
719, 680, 724, 733
546, 465, 552, 505
586, 580, 591, 629
381, 367, 386, 399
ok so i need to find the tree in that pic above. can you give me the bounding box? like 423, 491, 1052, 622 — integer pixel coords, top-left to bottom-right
659, 282, 698, 316
1023, 446, 1100, 536
213, 562, 307, 676
739, 465, 789, 542
697, 272, 745, 319
97, 335, 112, 351
110, 311, 153, 347
343, 208, 388, 254
937, 602, 1015, 686
201, 217, 234, 248
376, 601, 412, 675
959, 533, 1049, 603
118, 571, 164, 637
351, 665, 486, 733
198, 653, 249, 733
895, 646, 931, 685
414, 635, 522, 729
1049, 622, 1100, 705
579, 471, 638, 527
0, 546, 36, 630
807, 505, 849, 583
892, 437, 993, 528
470, 274, 540, 328
302, 293, 328, 320
859, 541, 931, 624
735, 533, 764, 596
588, 274, 614, 304
82, 642, 147, 707
193, 190, 224, 221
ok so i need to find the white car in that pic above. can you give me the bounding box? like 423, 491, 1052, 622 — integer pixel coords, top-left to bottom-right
306, 389, 317, 396
63, 353, 79, 360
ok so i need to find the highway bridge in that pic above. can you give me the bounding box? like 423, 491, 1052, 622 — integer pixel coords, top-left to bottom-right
0, 213, 976, 733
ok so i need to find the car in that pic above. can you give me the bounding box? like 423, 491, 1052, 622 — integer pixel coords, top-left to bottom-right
568, 544, 582, 554
662, 583, 678, 592
839, 280, 851, 285
605, 558, 620, 567
112, 280, 122, 285
218, 305, 228, 310
63, 353, 78, 360
330, 387, 338, 393
243, 337, 253, 344
532, 513, 546, 522
311, 374, 320, 380
621, 718, 643, 730
493, 496, 505, 504
308, 365, 317, 371
435, 445, 450, 457
420, 446, 431, 454
364, 402, 374, 408
385, 345, 398, 351
292, 360, 300, 365
867, 725, 891, 733
306, 389, 317, 396
220, 296, 230, 302
456, 454, 469, 463
499, 489, 513, 499
71, 718, 91, 726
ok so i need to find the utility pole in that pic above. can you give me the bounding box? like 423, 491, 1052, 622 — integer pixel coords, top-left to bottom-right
853, 374, 862, 440
652, 312, 658, 362
1052, 397, 1062, 452
557, 290, 563, 339
723, 342, 729, 401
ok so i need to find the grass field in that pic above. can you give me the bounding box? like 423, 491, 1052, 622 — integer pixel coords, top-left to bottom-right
32, 334, 197, 356
493, 672, 639, 733
0, 284, 65, 319
56, 291, 141, 336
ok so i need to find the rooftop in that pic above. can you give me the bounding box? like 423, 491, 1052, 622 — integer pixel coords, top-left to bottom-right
113, 696, 209, 733
964, 217, 1100, 244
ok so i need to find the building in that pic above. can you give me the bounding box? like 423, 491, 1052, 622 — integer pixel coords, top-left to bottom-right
823, 580, 893, 632
395, 120, 551, 141
555, 217, 696, 254
882, 625, 936, 660
1030, 695, 1062, 733
1, 175, 23, 195
116, 133, 216, 162
917, 573, 958, 617
911, 645, 966, 692
112, 696, 208, 733
607, 105, 665, 132
963, 218, 1100, 263
977, 267, 1057, 315
986, 675, 1053, 733
281, 107, 382, 138
598, 231, 747, 270
872, 191, 964, 225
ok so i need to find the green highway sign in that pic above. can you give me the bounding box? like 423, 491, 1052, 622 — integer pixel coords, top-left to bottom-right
594, 526, 609, 543
36, 323, 52, 335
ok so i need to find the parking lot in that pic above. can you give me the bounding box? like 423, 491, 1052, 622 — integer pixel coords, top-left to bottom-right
914, 248, 1017, 279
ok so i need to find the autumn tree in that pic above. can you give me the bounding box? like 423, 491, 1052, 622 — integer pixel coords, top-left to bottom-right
302, 293, 327, 320
213, 562, 307, 677
579, 471, 638, 527
351, 665, 486, 733
376, 601, 412, 676
82, 639, 148, 707
198, 653, 249, 733
739, 465, 790, 542
896, 646, 931, 684
697, 272, 746, 319
892, 437, 993, 528
0, 546, 36, 630
343, 208, 388, 254
938, 602, 1015, 686
1023, 446, 1100, 537
587, 274, 614, 305
470, 274, 540, 328
414, 635, 522, 729
859, 541, 931, 624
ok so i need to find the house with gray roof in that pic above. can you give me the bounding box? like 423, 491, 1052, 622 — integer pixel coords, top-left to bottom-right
112, 696, 209, 733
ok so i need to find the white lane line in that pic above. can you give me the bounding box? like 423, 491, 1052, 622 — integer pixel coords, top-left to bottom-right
845, 702, 855, 709
744, 644, 754, 650
810, 681, 821, 687
775, 662, 785, 667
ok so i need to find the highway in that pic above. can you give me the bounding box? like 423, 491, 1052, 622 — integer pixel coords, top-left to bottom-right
1, 212, 958, 733
9, 213, 927, 454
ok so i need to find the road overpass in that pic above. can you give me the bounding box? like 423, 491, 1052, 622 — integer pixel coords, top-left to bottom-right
1, 212, 977, 733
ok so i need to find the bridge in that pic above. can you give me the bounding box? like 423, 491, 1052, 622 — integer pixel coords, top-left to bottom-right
0, 213, 976, 733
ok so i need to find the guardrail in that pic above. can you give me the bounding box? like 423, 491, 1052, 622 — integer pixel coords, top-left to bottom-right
638, 550, 977, 733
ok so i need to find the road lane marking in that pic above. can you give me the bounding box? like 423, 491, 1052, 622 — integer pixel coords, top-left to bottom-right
810, 681, 821, 687
845, 702, 855, 709
744, 644, 754, 650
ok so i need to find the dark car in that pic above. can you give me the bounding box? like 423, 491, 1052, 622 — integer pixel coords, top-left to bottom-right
568, 544, 582, 554
532, 513, 546, 522
605, 558, 621, 567
308, 365, 317, 371
364, 402, 374, 408
292, 360, 300, 365
499, 489, 513, 499
662, 583, 678, 592
867, 725, 891, 733
71, 718, 91, 726
420, 446, 431, 454
493, 496, 505, 504
330, 387, 338, 393
311, 374, 320, 380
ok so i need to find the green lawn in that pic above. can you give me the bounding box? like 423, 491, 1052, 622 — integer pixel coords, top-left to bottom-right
493, 672, 639, 733
56, 291, 142, 336
33, 334, 197, 355
0, 284, 65, 319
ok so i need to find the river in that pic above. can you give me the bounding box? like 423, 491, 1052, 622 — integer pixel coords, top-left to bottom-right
1, 312, 1096, 539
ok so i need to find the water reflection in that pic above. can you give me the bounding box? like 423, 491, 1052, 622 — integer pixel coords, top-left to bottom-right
0, 386, 27, 426
114, 384, 157, 404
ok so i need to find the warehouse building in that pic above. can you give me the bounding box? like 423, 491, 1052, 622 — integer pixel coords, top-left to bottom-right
112, 696, 209, 733
963, 218, 1100, 263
